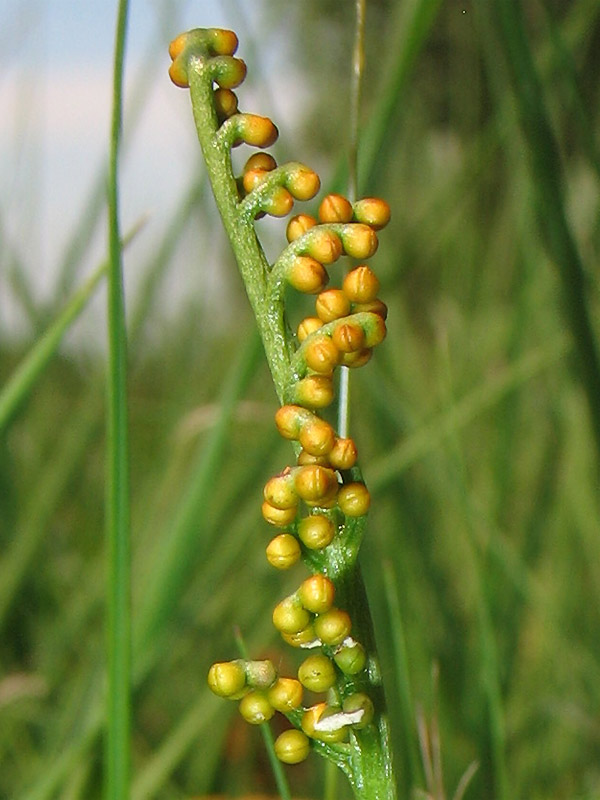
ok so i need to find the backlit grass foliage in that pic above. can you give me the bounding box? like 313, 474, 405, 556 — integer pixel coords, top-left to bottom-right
1, 2, 600, 798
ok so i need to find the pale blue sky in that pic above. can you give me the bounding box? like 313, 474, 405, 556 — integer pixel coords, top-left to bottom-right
0, 0, 311, 338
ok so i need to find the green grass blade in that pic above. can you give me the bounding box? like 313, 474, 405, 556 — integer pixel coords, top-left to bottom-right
105, 0, 131, 797
130, 694, 228, 800
0, 393, 101, 629
134, 328, 263, 654
382, 561, 423, 793
324, 759, 340, 800
369, 334, 570, 490
473, 573, 508, 800
51, 40, 161, 308
0, 221, 142, 434
324, 0, 442, 196
16, 331, 263, 800
234, 628, 292, 800
359, 0, 443, 192
0, 264, 105, 431
539, 2, 600, 178
50, 175, 107, 310
128, 176, 205, 341
436, 343, 509, 800
131, 602, 278, 799
338, 0, 366, 441
490, 0, 600, 458
4, 251, 42, 330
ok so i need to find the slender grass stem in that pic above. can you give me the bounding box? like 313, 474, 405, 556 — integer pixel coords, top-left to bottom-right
177, 26, 398, 799
105, 1, 131, 797
438, 342, 509, 800
358, 0, 443, 190
0, 221, 143, 435
383, 562, 423, 791
234, 628, 292, 800
134, 330, 263, 653
338, 0, 366, 441
349, 0, 365, 203
186, 64, 292, 402
324, 758, 340, 800
0, 393, 100, 630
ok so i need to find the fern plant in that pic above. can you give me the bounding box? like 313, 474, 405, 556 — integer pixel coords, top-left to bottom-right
168, 27, 395, 800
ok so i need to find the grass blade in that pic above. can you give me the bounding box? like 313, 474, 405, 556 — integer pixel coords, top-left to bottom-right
234, 627, 292, 800
0, 221, 143, 434
436, 344, 509, 800
359, 0, 443, 192
0, 393, 101, 628
369, 334, 570, 490
0, 264, 105, 431
382, 561, 423, 793
490, 0, 600, 458
134, 328, 263, 654
105, 0, 131, 796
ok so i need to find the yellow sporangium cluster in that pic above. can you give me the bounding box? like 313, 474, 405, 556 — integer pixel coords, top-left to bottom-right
229, 178, 388, 760
168, 28, 321, 222
175, 27, 391, 767
168, 28, 243, 89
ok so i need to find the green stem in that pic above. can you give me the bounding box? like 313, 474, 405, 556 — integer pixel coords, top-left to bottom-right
347, 725, 397, 800
186, 62, 293, 403
340, 567, 397, 800
234, 629, 293, 800
383, 562, 423, 790
324, 758, 340, 800
349, 0, 365, 203
184, 37, 397, 800
105, 0, 131, 797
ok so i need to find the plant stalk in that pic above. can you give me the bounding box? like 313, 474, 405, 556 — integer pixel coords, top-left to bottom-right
184, 35, 397, 800
105, 0, 132, 797
187, 61, 293, 404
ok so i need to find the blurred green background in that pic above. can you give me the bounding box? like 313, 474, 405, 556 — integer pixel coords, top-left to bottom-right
2, 0, 600, 798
